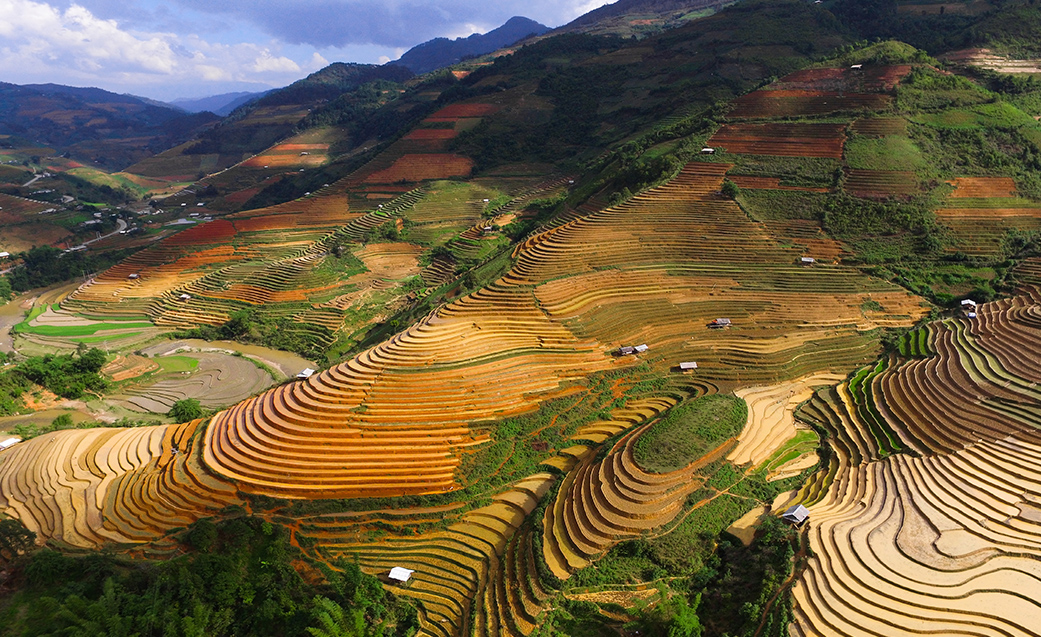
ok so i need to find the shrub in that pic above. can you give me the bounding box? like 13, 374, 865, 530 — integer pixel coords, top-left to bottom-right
169, 398, 203, 422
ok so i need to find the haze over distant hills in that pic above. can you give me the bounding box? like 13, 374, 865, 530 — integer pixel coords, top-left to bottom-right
170, 92, 271, 117
392, 16, 550, 74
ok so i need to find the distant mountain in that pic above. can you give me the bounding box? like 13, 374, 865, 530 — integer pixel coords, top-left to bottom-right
559, 0, 729, 36
0, 82, 219, 170
393, 16, 550, 75
171, 91, 270, 117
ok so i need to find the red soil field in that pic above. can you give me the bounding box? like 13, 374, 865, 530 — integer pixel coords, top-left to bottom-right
949, 176, 1017, 198
708, 122, 846, 158
163, 219, 236, 246
363, 154, 474, 184
428, 103, 499, 119
769, 65, 911, 92
404, 129, 460, 141
728, 91, 892, 119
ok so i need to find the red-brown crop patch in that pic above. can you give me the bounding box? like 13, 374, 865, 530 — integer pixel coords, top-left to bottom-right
728, 90, 892, 119
428, 103, 498, 119
164, 219, 236, 246
404, 128, 460, 141
949, 177, 1017, 198
708, 122, 846, 158
768, 65, 911, 92
363, 154, 474, 183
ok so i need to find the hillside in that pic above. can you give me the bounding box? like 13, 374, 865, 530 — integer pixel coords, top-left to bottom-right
2, 1, 1041, 636
0, 83, 219, 170
393, 17, 551, 74
558, 0, 732, 36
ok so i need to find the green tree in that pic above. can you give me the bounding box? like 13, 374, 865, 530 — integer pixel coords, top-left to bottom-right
169, 398, 203, 422
721, 179, 740, 199
0, 517, 36, 563
307, 596, 371, 637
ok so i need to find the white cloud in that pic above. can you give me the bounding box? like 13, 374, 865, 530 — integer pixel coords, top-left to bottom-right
0, 0, 324, 97
252, 51, 300, 73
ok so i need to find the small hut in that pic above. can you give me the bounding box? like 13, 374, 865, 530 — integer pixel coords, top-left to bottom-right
297, 368, 315, 379
0, 437, 22, 450
709, 318, 732, 329
679, 361, 698, 371
388, 567, 414, 584
782, 504, 810, 526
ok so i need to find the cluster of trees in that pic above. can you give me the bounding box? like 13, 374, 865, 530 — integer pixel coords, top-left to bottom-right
177, 309, 330, 360
0, 347, 107, 416
0, 516, 419, 637
4, 246, 136, 294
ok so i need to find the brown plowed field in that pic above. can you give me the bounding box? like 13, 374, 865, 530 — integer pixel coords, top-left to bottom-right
709, 122, 846, 158
948, 177, 1017, 198
363, 154, 474, 184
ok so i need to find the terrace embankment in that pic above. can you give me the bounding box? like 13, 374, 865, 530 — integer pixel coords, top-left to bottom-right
790, 284, 1041, 636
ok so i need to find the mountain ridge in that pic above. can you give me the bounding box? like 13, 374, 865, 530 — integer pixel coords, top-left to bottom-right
392, 16, 550, 74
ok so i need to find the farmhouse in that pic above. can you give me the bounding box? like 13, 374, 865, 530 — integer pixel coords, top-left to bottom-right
961, 299, 977, 308
679, 361, 698, 370
634, 344, 649, 353
128, 273, 140, 279
179, 293, 192, 301
709, 318, 732, 329
618, 346, 636, 356
783, 504, 810, 525
0, 252, 9, 259
701, 147, 716, 154
297, 368, 315, 379
850, 64, 863, 70
388, 567, 414, 583
800, 257, 816, 265
0, 437, 21, 450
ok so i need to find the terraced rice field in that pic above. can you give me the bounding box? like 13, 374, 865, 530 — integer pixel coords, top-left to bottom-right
63, 198, 358, 326
0, 157, 942, 637
111, 351, 273, 413
0, 419, 241, 548
708, 123, 846, 158
789, 285, 1041, 637
936, 187, 1041, 255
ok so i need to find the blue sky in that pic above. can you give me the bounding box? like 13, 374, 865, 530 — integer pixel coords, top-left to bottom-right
0, 0, 611, 101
